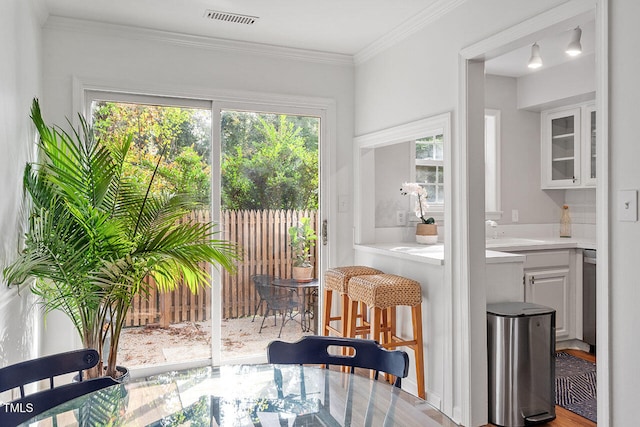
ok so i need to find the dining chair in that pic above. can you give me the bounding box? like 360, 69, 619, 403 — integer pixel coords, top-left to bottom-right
251, 274, 299, 337
267, 336, 410, 426
267, 335, 409, 386
0, 348, 119, 426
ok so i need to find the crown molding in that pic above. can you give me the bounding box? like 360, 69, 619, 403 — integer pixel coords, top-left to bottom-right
44, 16, 354, 67
354, 0, 467, 65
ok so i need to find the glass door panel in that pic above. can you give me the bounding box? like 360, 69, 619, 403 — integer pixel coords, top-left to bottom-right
90, 98, 214, 370
219, 110, 320, 363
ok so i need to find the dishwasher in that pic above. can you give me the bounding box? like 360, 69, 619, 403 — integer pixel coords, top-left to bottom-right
583, 249, 596, 353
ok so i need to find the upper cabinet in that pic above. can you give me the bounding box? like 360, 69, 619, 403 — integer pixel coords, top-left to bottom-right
541, 102, 596, 189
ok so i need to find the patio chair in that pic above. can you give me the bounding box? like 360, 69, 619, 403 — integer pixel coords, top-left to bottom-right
0, 348, 119, 426
251, 274, 299, 338
267, 336, 409, 426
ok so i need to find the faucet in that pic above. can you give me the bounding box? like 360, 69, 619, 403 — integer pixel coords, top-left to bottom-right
485, 220, 498, 239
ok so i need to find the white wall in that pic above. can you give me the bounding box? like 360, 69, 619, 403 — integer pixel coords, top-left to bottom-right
375, 142, 411, 228
0, 0, 43, 369
485, 74, 565, 225
609, 2, 640, 425
40, 18, 355, 355
517, 53, 596, 111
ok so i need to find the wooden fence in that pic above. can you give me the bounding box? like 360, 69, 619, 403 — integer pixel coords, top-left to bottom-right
124, 209, 318, 327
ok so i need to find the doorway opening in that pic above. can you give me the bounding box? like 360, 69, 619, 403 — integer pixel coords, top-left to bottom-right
458, 2, 607, 424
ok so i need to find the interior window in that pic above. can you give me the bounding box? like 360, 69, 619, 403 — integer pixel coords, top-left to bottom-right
414, 133, 445, 206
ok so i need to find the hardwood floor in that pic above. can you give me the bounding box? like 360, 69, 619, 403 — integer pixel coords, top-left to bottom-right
487, 349, 596, 427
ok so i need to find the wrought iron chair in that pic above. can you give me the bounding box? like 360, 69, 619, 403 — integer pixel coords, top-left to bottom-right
251, 274, 299, 338
267, 336, 409, 426
0, 348, 119, 426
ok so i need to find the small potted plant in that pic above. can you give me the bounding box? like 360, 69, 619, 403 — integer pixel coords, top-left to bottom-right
400, 182, 438, 244
288, 217, 317, 282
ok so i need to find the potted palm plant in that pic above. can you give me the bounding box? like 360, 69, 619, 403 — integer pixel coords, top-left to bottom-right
3, 99, 238, 379
288, 217, 317, 282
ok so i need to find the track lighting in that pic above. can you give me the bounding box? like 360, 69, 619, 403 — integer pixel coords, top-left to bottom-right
528, 43, 543, 69
566, 26, 582, 57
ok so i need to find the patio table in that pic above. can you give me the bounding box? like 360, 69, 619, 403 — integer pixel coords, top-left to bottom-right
272, 278, 319, 334
17, 364, 457, 427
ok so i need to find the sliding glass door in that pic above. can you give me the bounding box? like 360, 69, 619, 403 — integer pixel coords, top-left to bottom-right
85, 91, 325, 371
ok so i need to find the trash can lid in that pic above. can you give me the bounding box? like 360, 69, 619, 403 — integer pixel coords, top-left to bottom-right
487, 301, 555, 317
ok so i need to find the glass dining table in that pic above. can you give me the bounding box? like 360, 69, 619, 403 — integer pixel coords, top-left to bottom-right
19, 364, 458, 427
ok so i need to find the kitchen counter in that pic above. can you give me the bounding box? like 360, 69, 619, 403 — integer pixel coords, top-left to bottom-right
353, 242, 527, 266
355, 237, 595, 266
485, 236, 596, 251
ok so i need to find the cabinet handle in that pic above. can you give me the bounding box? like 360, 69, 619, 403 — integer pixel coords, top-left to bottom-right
572, 176, 576, 183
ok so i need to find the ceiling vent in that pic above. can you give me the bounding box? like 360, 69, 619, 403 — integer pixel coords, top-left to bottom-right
204, 10, 259, 25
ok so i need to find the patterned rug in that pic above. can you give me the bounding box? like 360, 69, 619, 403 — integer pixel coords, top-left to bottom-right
555, 352, 597, 423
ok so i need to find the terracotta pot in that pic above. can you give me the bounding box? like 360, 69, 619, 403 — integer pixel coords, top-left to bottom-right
292, 266, 313, 282
416, 223, 438, 244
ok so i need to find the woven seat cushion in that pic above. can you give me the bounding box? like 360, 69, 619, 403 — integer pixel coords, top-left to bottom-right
348, 274, 422, 308
324, 266, 384, 293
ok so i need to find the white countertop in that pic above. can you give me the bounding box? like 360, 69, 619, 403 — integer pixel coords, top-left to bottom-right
484, 236, 596, 251
355, 237, 596, 266
354, 243, 446, 265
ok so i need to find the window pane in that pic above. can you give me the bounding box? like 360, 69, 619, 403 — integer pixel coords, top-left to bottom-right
434, 140, 444, 161
416, 142, 433, 159
417, 165, 437, 183
416, 134, 444, 161
424, 184, 437, 203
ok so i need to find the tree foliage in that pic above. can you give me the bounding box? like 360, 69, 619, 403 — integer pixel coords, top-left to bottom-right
92, 102, 211, 204
91, 103, 319, 211
221, 112, 319, 210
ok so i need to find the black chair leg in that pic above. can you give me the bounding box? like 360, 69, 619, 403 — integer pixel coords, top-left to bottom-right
252, 297, 264, 322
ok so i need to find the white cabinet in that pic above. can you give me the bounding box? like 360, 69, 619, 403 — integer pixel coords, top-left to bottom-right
541, 102, 596, 189
525, 268, 570, 339
521, 250, 577, 341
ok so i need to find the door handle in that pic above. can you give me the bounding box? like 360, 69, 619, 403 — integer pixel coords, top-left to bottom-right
322, 219, 328, 246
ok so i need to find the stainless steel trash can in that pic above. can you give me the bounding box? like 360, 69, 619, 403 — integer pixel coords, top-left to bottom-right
487, 302, 556, 427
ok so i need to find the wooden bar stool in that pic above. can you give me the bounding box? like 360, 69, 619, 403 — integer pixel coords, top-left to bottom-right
347, 273, 426, 399
322, 266, 383, 339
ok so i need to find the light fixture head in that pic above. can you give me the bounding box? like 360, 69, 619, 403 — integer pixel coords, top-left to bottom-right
566, 26, 582, 57
528, 43, 543, 69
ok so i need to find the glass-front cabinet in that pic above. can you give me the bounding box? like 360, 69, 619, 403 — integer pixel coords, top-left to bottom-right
541, 102, 595, 189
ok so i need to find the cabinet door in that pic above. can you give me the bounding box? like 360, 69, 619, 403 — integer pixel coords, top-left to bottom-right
582, 103, 596, 187
541, 108, 581, 188
524, 268, 570, 339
